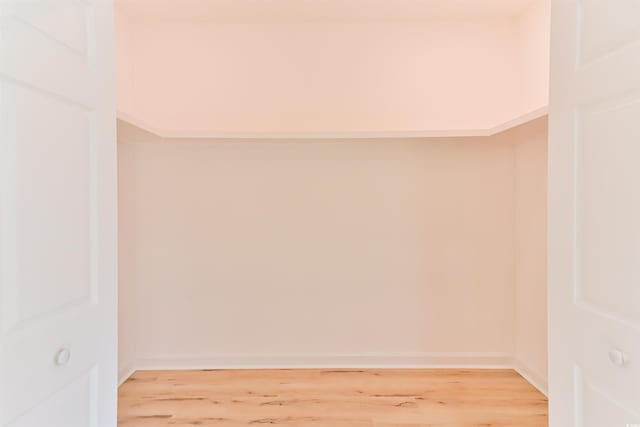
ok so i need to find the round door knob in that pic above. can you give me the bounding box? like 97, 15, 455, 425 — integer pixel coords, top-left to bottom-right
608, 348, 627, 367
54, 348, 71, 366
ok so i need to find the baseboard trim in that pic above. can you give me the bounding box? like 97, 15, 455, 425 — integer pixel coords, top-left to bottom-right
119, 353, 548, 396
126, 352, 514, 372
514, 359, 548, 397
118, 360, 136, 386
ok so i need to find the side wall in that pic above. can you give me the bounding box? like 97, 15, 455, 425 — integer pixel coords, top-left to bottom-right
114, 6, 136, 117
513, 118, 549, 393
516, 0, 551, 116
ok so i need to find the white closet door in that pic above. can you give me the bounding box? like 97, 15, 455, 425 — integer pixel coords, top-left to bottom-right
0, 0, 117, 426
549, 0, 640, 425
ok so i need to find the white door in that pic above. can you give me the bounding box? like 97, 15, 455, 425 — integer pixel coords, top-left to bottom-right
0, 0, 117, 426
549, 0, 640, 425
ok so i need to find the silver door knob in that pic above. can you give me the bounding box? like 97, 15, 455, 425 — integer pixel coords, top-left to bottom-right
608, 348, 627, 367
54, 348, 71, 366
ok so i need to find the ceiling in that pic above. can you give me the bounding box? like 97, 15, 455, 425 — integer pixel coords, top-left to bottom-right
115, 0, 536, 23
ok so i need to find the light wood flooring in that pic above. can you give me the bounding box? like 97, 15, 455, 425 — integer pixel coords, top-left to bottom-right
118, 369, 548, 426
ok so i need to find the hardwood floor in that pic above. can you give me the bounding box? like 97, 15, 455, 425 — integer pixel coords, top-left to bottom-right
118, 369, 548, 426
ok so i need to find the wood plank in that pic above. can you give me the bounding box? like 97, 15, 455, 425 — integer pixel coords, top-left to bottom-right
118, 369, 548, 426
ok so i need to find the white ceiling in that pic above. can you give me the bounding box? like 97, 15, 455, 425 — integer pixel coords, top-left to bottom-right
116, 0, 536, 23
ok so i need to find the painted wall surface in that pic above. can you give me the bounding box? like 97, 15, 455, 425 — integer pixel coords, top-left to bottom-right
117, 121, 526, 374
516, 0, 551, 116
512, 117, 548, 391
117, 137, 138, 380
124, 20, 518, 133
114, 7, 135, 116
113, 1, 550, 135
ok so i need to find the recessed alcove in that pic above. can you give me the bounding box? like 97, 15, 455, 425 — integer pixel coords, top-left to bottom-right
114, 0, 550, 400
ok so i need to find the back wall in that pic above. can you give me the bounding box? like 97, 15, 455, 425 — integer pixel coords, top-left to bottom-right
119, 119, 546, 389
117, 119, 546, 384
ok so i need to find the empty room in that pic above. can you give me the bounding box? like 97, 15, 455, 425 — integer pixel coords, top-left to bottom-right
1, 0, 639, 426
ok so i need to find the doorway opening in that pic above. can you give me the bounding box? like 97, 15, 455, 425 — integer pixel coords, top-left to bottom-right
114, 0, 550, 424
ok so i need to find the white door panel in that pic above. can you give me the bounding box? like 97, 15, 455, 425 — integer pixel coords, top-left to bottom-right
549, 0, 640, 425
579, 372, 640, 427
0, 2, 93, 107
11, 0, 89, 55
577, 0, 640, 67
0, 0, 117, 426
8, 369, 99, 427
4, 82, 94, 327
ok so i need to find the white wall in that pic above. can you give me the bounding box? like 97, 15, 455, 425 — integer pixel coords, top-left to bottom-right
117, 133, 138, 381
511, 117, 548, 393
117, 118, 548, 392
516, 0, 551, 116
113, 1, 550, 135
114, 7, 135, 116
122, 19, 519, 134
117, 121, 521, 375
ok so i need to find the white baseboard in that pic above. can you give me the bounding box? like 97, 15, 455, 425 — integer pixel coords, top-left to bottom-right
514, 359, 548, 397
119, 352, 547, 396
118, 360, 136, 386
125, 351, 513, 372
